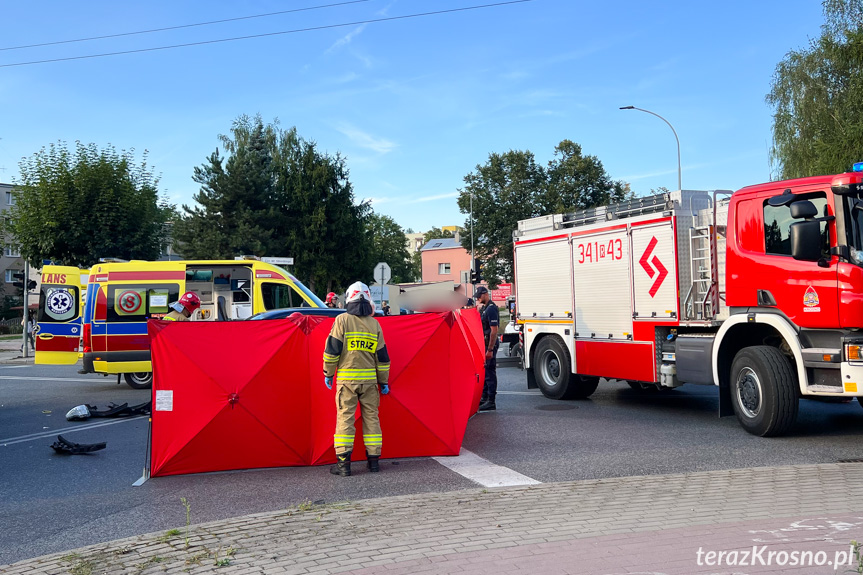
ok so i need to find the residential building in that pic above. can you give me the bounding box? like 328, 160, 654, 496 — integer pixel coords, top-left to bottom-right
405, 232, 425, 255
0, 182, 31, 315
420, 235, 473, 296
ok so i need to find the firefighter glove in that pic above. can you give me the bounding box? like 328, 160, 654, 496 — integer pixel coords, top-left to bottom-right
380, 384, 390, 395
324, 376, 333, 390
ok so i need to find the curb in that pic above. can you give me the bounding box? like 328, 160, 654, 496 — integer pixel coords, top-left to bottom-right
3, 462, 863, 574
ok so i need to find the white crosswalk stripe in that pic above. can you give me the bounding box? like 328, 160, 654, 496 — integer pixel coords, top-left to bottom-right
434, 448, 541, 487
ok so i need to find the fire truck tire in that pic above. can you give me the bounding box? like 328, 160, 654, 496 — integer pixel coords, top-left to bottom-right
534, 337, 598, 399
124, 372, 153, 390
730, 346, 798, 437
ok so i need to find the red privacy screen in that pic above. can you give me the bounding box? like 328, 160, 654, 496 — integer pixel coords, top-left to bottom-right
148, 310, 485, 477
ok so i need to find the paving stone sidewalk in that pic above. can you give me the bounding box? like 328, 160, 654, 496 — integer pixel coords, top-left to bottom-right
2, 463, 862, 575
0, 338, 34, 364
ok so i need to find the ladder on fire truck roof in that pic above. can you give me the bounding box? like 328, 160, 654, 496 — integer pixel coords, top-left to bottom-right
559, 193, 672, 228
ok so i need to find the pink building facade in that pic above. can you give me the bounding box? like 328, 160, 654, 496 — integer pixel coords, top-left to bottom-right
420, 238, 473, 296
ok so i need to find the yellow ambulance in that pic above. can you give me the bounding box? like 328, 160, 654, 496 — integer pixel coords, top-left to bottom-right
36, 259, 323, 388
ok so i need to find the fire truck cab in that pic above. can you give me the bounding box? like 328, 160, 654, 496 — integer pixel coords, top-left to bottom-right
513, 165, 863, 436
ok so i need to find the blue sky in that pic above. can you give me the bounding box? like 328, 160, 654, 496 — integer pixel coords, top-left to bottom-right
0, 0, 824, 233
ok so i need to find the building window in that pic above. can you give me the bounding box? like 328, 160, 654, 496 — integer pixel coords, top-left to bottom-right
5, 191, 13, 205
4, 269, 13, 282
4, 245, 20, 258
439, 263, 451, 274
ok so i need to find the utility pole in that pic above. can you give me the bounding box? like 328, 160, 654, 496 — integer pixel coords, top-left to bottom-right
470, 193, 475, 298
22, 261, 29, 358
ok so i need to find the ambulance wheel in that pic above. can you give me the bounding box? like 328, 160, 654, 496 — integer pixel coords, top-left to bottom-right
730, 346, 798, 437
124, 372, 153, 390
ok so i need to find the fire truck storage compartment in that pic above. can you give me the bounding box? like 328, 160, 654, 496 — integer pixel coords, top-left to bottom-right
631, 221, 678, 320
572, 228, 631, 339
674, 334, 715, 385
515, 237, 572, 318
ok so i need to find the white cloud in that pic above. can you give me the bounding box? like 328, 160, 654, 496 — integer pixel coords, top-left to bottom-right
409, 192, 459, 204
336, 124, 397, 154
325, 23, 368, 55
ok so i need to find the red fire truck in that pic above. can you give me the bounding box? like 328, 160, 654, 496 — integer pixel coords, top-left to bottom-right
513, 164, 863, 436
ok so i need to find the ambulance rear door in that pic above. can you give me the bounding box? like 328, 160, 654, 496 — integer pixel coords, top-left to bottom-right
36, 265, 84, 365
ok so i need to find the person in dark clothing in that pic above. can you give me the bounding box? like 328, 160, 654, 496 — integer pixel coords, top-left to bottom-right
475, 286, 499, 411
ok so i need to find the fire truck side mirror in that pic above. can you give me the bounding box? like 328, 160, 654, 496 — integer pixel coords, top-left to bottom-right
789, 220, 823, 262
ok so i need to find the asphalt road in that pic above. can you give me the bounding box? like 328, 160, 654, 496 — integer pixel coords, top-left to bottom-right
1, 361, 863, 565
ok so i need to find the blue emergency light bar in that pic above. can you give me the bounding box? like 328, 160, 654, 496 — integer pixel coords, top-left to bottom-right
854, 162, 863, 172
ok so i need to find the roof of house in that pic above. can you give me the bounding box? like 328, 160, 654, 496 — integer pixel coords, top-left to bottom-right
420, 238, 462, 251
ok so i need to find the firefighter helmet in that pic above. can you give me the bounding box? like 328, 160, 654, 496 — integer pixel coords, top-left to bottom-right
177, 291, 201, 313
345, 281, 372, 304
326, 292, 337, 304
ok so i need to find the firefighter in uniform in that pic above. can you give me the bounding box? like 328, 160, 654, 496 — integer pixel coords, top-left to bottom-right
476, 286, 499, 411
326, 292, 339, 308
164, 292, 201, 322
323, 282, 391, 476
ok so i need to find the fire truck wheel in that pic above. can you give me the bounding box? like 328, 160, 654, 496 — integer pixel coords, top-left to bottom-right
124, 372, 153, 390
730, 346, 799, 437
534, 337, 598, 399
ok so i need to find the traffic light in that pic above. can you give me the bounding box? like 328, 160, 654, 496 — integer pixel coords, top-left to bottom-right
10, 272, 35, 292
470, 258, 483, 284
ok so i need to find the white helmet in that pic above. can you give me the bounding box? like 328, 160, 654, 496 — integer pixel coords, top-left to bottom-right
345, 281, 375, 312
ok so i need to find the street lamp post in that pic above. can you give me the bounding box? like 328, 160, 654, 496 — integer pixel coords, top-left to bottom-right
620, 106, 682, 191
470, 192, 475, 297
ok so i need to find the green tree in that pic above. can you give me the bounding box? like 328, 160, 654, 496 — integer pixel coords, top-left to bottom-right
365, 213, 412, 284
457, 143, 626, 287
543, 140, 630, 213
767, 0, 863, 179
456, 150, 544, 288
5, 142, 172, 267
173, 115, 371, 295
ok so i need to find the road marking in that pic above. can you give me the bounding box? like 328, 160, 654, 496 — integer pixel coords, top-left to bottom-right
0, 375, 110, 382
0, 365, 30, 369
433, 448, 541, 487
0, 416, 147, 446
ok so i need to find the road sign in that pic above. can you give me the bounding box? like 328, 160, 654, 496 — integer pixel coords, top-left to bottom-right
262, 257, 294, 265
375, 262, 391, 285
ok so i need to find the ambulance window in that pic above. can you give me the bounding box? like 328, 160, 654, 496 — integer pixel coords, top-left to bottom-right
107, 284, 180, 321
763, 193, 829, 257
38, 286, 79, 323
261, 283, 297, 310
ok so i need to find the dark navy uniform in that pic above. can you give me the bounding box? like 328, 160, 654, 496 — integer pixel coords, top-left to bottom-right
481, 300, 500, 404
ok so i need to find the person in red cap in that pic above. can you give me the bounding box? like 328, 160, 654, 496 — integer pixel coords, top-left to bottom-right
165, 292, 201, 322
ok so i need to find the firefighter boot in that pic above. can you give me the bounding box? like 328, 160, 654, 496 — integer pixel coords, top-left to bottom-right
330, 451, 352, 476
366, 452, 380, 473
